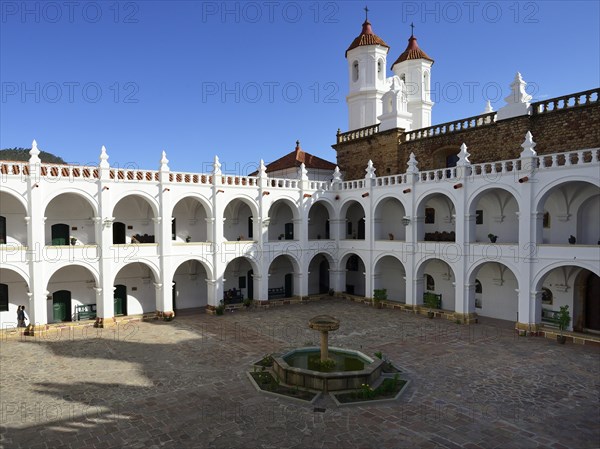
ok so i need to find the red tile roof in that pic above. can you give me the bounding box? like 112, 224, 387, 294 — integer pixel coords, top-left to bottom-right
391, 35, 434, 68
251, 141, 336, 175
346, 20, 390, 57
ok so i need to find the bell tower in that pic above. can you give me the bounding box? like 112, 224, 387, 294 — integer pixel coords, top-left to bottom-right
345, 8, 390, 131
390, 25, 434, 130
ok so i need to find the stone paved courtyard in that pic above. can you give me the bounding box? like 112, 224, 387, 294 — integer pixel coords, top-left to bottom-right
1, 299, 599, 449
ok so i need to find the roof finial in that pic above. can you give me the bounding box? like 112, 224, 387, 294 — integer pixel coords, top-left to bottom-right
410, 22, 415, 37
296, 140, 300, 149
364, 5, 369, 21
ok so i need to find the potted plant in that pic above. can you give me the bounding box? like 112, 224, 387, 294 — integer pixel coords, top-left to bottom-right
487, 233, 498, 243
555, 305, 571, 344
70, 236, 77, 246
185, 235, 191, 243
373, 289, 387, 309
243, 298, 252, 308
424, 293, 438, 318
215, 300, 225, 316
328, 288, 335, 297
568, 235, 576, 244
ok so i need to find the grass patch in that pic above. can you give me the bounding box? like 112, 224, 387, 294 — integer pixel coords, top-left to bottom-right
334, 375, 406, 404
250, 371, 316, 401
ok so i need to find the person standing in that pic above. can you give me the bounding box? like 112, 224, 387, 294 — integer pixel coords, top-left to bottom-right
17, 305, 25, 327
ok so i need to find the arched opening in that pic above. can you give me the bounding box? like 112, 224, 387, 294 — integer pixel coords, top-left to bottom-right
343, 201, 366, 240
537, 265, 599, 333
377, 59, 384, 80
417, 259, 455, 310
268, 200, 296, 242
47, 265, 97, 323
352, 61, 359, 82
373, 256, 406, 302
308, 202, 331, 240
468, 188, 519, 244
113, 262, 157, 315
374, 197, 406, 241
172, 259, 209, 310
223, 199, 256, 241
45, 193, 96, 246
308, 253, 332, 295
342, 253, 366, 297
223, 257, 256, 303
417, 193, 456, 242
112, 195, 157, 244
537, 181, 600, 245
468, 262, 518, 321
114, 284, 127, 316
268, 255, 297, 299
0, 268, 29, 328
171, 197, 210, 243
0, 192, 27, 246
113, 222, 126, 244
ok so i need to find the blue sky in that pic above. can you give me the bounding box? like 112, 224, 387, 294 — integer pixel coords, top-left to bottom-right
1, 1, 598, 173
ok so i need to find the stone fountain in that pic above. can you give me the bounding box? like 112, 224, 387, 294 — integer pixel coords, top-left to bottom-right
272, 315, 383, 392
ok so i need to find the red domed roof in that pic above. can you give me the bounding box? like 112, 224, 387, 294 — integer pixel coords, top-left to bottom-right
391, 35, 434, 68
346, 20, 390, 57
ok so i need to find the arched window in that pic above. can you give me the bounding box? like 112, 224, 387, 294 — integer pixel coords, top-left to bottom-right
475, 279, 482, 294
425, 274, 435, 291
475, 279, 482, 308
541, 287, 553, 305
377, 59, 384, 80
352, 61, 359, 82
543, 211, 551, 228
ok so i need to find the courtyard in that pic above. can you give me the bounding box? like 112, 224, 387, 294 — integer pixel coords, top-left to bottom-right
1, 299, 598, 449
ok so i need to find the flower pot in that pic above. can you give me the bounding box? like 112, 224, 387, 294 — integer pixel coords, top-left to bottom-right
557, 335, 567, 344
427, 311, 435, 319
568, 236, 576, 244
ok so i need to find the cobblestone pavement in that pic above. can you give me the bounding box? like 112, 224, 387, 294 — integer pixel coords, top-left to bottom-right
1, 299, 599, 449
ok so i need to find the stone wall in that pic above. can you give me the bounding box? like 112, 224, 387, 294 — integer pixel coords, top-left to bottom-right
334, 101, 600, 176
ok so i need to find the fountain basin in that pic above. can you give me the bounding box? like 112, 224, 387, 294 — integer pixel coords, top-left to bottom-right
273, 347, 383, 392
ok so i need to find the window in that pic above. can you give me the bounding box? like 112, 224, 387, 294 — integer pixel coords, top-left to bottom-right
377, 59, 383, 80
425, 207, 435, 224
475, 279, 482, 294
425, 274, 435, 291
543, 212, 551, 228
476, 210, 483, 225
0, 216, 6, 244
347, 221, 353, 236
171, 218, 176, 240
541, 287, 553, 305
0, 283, 8, 312
352, 61, 359, 82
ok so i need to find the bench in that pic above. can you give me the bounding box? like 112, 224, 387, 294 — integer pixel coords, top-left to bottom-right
542, 308, 559, 326
75, 304, 97, 321
268, 287, 285, 299
223, 289, 243, 305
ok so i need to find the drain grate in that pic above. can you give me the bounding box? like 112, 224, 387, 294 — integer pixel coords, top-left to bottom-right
313, 407, 326, 413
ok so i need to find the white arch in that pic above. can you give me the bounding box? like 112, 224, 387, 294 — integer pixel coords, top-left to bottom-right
267, 196, 300, 220
223, 195, 259, 218
0, 187, 28, 210
466, 184, 521, 213
46, 262, 100, 287
171, 256, 214, 281
534, 177, 600, 212
533, 261, 600, 291
44, 188, 99, 217
113, 259, 162, 284
0, 265, 31, 288
171, 193, 213, 219
112, 191, 160, 218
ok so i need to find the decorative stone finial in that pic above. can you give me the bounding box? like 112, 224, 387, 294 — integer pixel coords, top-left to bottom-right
29, 139, 41, 164
259, 159, 267, 178
505, 72, 532, 105
406, 152, 419, 174
520, 131, 537, 158
484, 100, 494, 113
212, 155, 222, 176
298, 162, 308, 180
457, 143, 471, 166
99, 145, 109, 169
295, 140, 300, 150
160, 150, 170, 172
332, 166, 343, 183
365, 160, 376, 179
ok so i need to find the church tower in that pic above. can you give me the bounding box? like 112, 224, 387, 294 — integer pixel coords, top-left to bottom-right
345, 10, 390, 131
390, 27, 434, 130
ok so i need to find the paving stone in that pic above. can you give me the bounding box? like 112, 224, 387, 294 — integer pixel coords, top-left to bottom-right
1, 300, 598, 448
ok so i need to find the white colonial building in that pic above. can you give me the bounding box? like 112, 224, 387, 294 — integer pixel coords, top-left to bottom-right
1, 18, 599, 339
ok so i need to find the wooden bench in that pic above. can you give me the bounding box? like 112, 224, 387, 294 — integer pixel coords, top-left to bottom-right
268, 287, 285, 299
223, 289, 243, 305
542, 308, 559, 326
75, 304, 97, 321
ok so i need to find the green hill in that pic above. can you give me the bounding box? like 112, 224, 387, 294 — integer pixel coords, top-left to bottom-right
0, 148, 66, 164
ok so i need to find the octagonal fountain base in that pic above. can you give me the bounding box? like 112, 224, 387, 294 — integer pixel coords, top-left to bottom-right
273, 347, 383, 392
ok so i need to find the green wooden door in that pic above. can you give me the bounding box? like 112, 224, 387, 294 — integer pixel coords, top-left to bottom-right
51, 224, 69, 245
114, 284, 127, 316
52, 290, 71, 322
